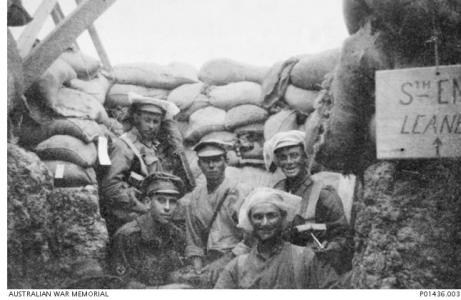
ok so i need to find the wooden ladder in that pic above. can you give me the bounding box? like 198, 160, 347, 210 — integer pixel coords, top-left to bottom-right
14, 0, 117, 90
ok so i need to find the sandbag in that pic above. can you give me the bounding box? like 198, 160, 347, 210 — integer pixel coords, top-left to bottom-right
201, 131, 237, 144
68, 73, 113, 104
110, 62, 198, 89
311, 171, 356, 223
167, 83, 208, 111
184, 107, 226, 143
54, 87, 110, 126
234, 123, 264, 135
59, 48, 101, 79
264, 109, 298, 141
198, 58, 269, 85
260, 59, 299, 109
35, 135, 98, 168
225, 105, 268, 131
19, 117, 107, 146
44, 160, 97, 187
284, 85, 318, 114
28, 58, 77, 108
303, 109, 323, 157
106, 84, 169, 107
290, 49, 341, 90
208, 81, 262, 110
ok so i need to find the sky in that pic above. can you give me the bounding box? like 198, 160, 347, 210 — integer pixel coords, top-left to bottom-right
11, 0, 349, 69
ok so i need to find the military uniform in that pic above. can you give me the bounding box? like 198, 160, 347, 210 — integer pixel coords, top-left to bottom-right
274, 172, 354, 274
111, 213, 186, 287
100, 126, 169, 236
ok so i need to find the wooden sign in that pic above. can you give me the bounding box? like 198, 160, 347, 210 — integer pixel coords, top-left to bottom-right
376, 65, 461, 159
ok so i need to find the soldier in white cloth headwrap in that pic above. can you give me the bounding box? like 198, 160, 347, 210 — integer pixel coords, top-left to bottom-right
215, 187, 338, 289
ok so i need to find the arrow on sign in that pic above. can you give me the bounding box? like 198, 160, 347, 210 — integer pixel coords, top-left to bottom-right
433, 137, 442, 157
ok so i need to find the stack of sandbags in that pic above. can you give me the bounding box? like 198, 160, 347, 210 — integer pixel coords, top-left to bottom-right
24, 48, 120, 132
105, 62, 198, 125
21, 49, 119, 188
167, 59, 270, 150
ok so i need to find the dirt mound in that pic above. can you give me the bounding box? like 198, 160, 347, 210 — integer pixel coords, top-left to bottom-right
351, 160, 461, 288
7, 143, 53, 288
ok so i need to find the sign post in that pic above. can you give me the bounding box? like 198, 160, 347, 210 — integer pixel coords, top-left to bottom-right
376, 65, 461, 159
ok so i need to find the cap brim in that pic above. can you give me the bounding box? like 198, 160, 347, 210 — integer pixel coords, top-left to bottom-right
137, 104, 164, 115
151, 189, 181, 195
274, 140, 303, 152
197, 149, 226, 157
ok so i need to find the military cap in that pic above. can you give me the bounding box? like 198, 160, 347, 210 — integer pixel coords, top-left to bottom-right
128, 92, 179, 119
141, 172, 184, 197
193, 138, 233, 158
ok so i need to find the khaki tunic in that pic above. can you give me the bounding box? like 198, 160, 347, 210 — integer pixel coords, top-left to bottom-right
111, 213, 186, 287
100, 127, 169, 235
184, 177, 250, 259
274, 172, 354, 273
215, 241, 338, 289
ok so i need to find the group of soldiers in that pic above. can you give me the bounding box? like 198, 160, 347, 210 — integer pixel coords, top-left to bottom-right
98, 95, 353, 289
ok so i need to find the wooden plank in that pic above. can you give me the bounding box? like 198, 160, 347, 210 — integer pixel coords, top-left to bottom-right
23, 0, 117, 90
75, 0, 111, 69
17, 0, 58, 58
376, 65, 461, 159
50, 2, 79, 50
50, 2, 65, 24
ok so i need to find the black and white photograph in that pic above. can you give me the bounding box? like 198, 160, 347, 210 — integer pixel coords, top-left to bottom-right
5, 0, 461, 297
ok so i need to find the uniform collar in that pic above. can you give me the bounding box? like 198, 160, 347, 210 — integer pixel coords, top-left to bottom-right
254, 239, 286, 261
136, 213, 172, 242
285, 170, 312, 192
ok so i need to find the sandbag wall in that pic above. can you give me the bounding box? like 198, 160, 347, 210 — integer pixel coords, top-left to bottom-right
10, 47, 117, 288
167, 58, 303, 188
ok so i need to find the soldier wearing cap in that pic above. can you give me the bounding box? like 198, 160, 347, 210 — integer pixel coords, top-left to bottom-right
100, 93, 193, 236
181, 138, 251, 286
110, 172, 188, 288
264, 130, 353, 274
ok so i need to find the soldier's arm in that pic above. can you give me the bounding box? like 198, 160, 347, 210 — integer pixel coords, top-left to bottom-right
100, 138, 140, 209
184, 200, 206, 268
316, 187, 351, 243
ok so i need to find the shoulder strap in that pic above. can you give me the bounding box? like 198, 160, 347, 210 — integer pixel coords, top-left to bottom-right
120, 133, 148, 176
302, 180, 324, 221
206, 189, 229, 236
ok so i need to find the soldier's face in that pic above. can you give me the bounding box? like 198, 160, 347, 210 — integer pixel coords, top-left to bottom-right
274, 145, 307, 179
198, 155, 226, 183
146, 194, 178, 224
133, 111, 162, 140
250, 203, 285, 241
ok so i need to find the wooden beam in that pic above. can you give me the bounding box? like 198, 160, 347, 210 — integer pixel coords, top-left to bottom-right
50, 2, 65, 24
50, 2, 79, 50
23, 0, 117, 90
17, 0, 58, 58
75, 0, 111, 69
